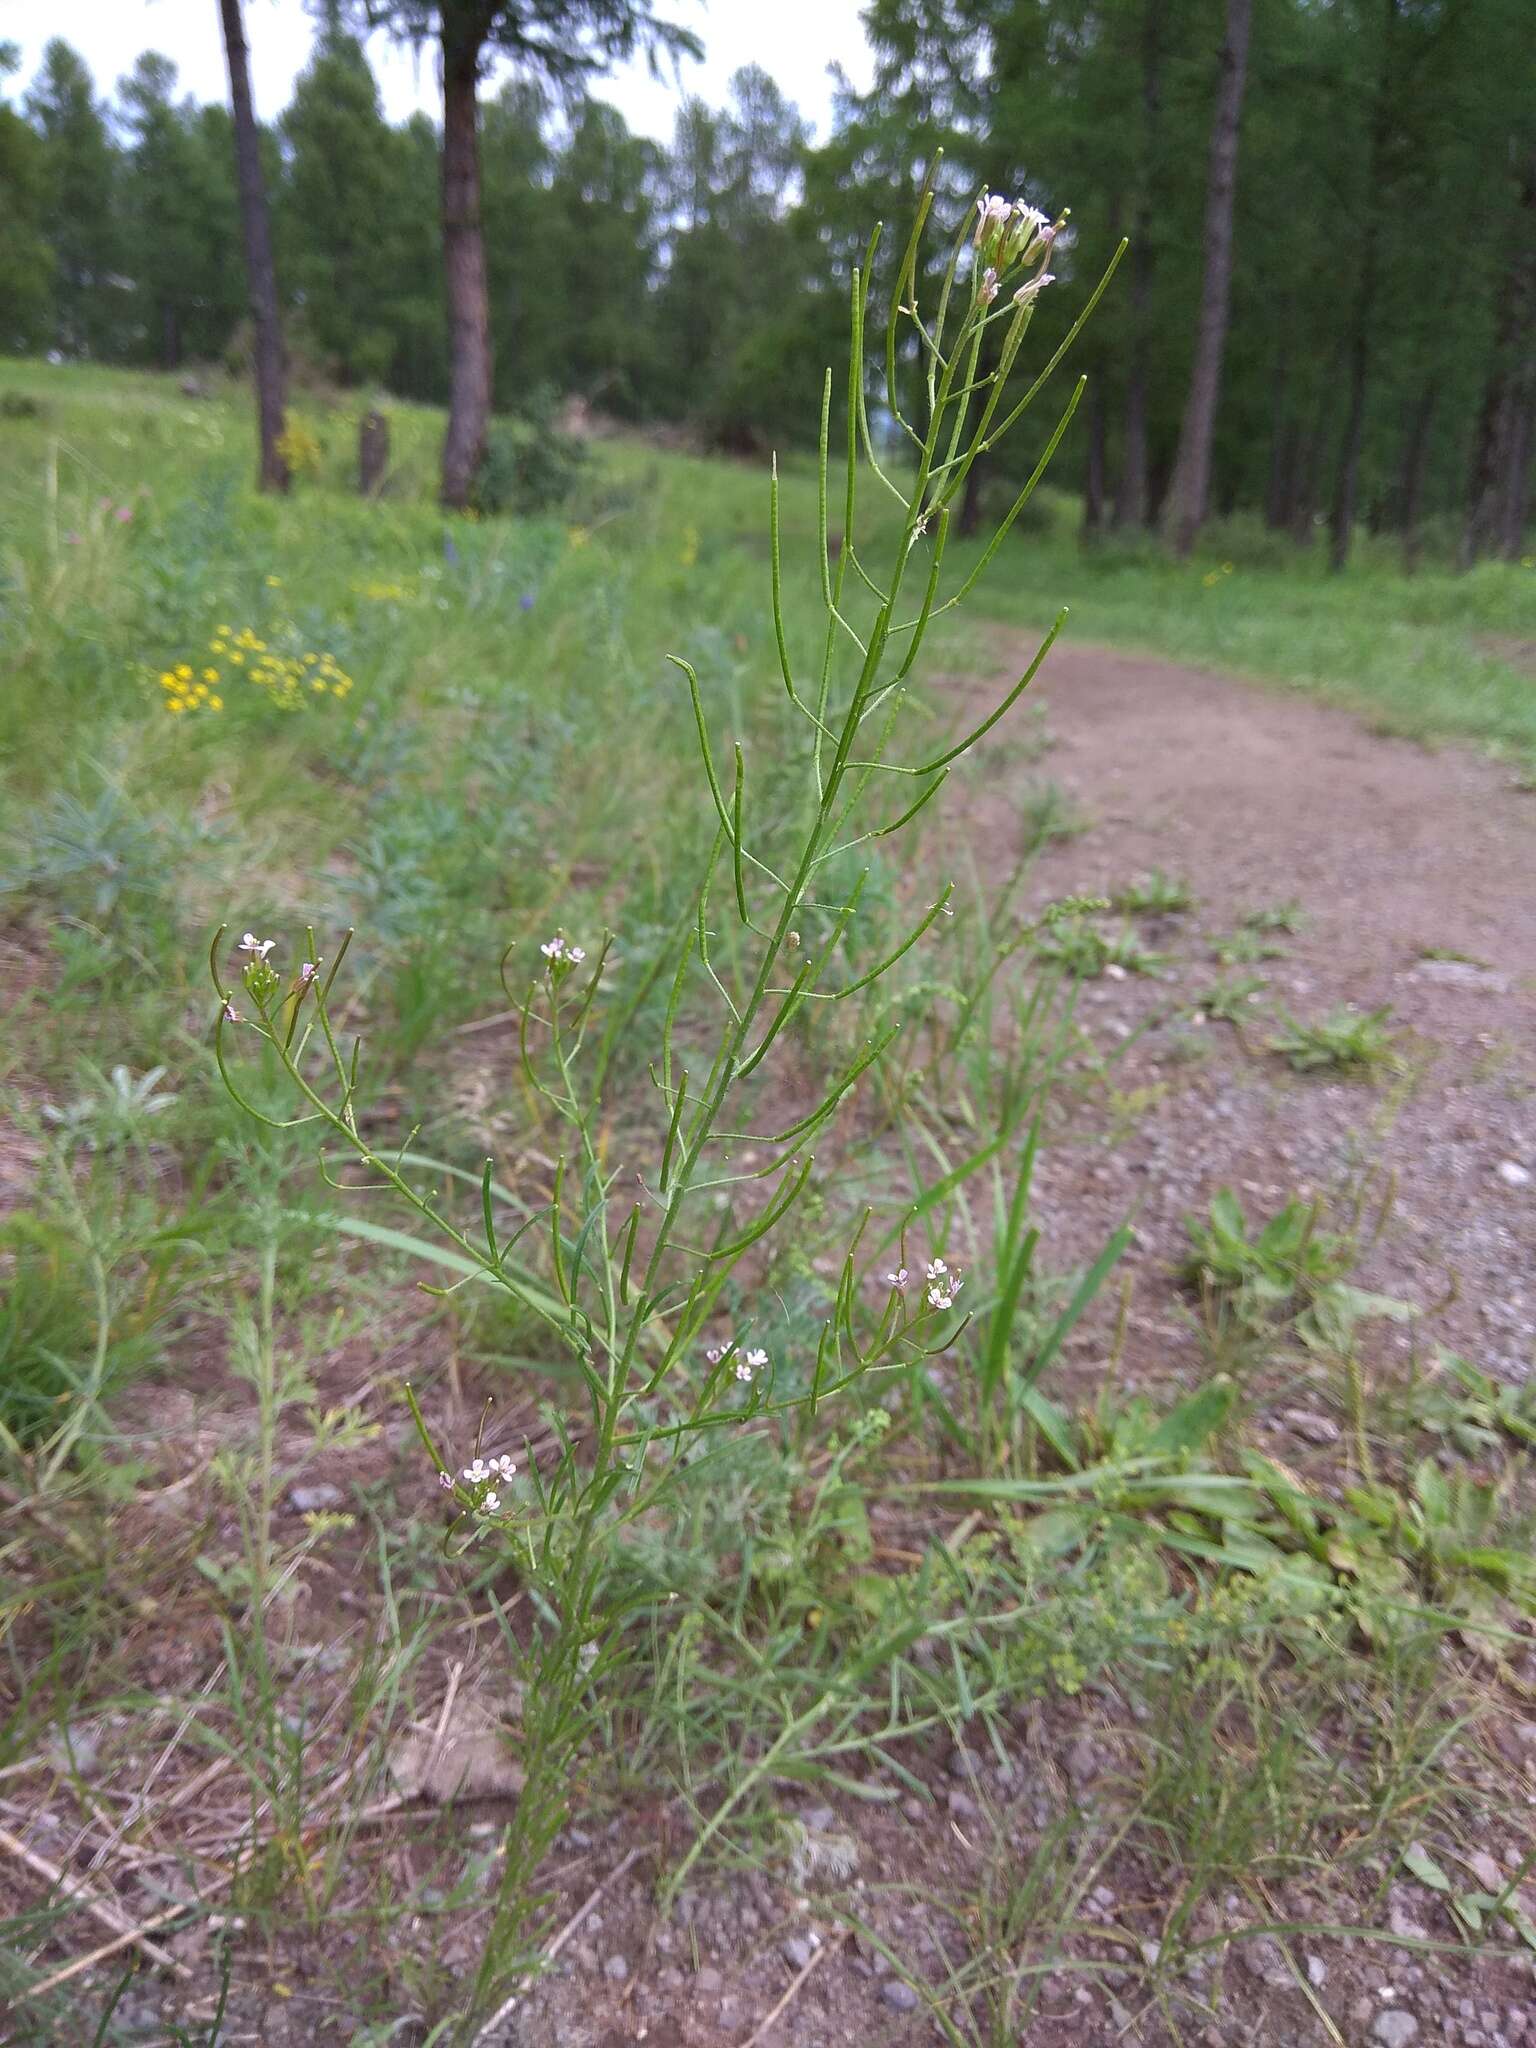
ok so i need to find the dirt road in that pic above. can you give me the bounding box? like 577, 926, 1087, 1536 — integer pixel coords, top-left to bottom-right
963, 635, 1536, 1384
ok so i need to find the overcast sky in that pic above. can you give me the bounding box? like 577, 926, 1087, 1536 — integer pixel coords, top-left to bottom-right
2, 0, 875, 141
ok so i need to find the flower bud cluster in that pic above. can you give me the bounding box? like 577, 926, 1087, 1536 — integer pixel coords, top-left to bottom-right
972, 191, 1060, 306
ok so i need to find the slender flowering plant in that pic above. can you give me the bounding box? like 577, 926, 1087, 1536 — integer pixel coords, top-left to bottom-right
209, 165, 1122, 2029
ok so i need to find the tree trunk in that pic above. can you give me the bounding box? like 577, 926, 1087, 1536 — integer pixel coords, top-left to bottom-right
1397, 380, 1436, 575
1264, 326, 1292, 529
1160, 0, 1252, 558
439, 28, 493, 512
1328, 0, 1398, 574
1113, 0, 1164, 529
1281, 373, 1335, 547
1290, 407, 1325, 547
217, 0, 289, 494
1328, 270, 1376, 573
1461, 147, 1536, 567
1505, 394, 1534, 558
1114, 259, 1151, 528
1082, 379, 1107, 540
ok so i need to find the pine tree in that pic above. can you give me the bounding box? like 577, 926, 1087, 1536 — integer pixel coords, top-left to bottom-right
0, 44, 53, 353
25, 41, 121, 359
281, 18, 423, 385
116, 55, 244, 369
345, 1, 700, 509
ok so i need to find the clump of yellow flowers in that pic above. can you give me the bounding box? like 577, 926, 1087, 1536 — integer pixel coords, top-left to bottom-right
158, 664, 223, 716
157, 625, 355, 717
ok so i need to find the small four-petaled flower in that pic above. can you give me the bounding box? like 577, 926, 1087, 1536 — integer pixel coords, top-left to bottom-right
299, 959, 321, 988
925, 1258, 963, 1311
885, 1266, 910, 1290
443, 1450, 519, 1510
736, 1348, 767, 1383
541, 935, 587, 966
237, 932, 275, 960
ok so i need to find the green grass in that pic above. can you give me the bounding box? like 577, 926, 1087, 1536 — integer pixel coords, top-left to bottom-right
2, 357, 1534, 2041
6, 358, 1536, 779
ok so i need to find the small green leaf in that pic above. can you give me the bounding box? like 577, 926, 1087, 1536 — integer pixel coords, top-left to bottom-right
1402, 1842, 1452, 1892
1147, 1380, 1234, 1456
1018, 1383, 1079, 1469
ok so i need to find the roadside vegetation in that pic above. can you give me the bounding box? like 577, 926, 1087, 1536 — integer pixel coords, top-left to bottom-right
2, 257, 1535, 2047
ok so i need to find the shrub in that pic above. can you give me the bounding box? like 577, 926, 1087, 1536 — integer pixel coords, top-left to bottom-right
472, 387, 588, 517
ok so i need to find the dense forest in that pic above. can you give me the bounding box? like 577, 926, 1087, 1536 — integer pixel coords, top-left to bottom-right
2, 0, 1531, 563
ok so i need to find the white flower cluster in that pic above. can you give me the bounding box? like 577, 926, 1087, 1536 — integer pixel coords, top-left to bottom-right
924, 1258, 963, 1311
540, 935, 587, 966
439, 1450, 518, 1513
884, 1259, 963, 1309
705, 1340, 768, 1383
